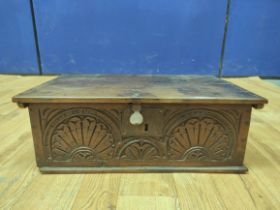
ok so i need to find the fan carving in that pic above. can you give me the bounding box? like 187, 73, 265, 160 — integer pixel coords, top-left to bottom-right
50, 116, 114, 161
118, 139, 161, 161
168, 118, 233, 161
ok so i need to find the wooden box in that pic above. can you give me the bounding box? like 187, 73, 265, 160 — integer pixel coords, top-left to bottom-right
12, 75, 267, 173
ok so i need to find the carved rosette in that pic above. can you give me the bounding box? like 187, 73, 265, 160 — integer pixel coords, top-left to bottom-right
43, 108, 120, 162
166, 109, 236, 161
118, 138, 162, 161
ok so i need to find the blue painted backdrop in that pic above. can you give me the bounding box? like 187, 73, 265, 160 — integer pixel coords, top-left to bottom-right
0, 0, 280, 76
0, 0, 38, 74
223, 0, 280, 77
34, 0, 226, 74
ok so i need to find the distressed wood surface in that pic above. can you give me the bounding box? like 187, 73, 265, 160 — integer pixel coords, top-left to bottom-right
0, 75, 279, 209
12, 75, 267, 106
28, 103, 250, 173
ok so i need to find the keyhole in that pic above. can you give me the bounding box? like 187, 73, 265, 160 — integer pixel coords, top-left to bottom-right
144, 124, 149, 131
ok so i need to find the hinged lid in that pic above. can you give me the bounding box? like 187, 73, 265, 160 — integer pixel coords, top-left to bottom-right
12, 75, 268, 108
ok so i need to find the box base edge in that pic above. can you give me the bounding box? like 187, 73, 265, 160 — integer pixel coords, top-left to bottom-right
39, 165, 248, 174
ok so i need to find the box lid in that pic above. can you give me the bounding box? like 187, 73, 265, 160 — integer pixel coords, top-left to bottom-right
12, 75, 268, 108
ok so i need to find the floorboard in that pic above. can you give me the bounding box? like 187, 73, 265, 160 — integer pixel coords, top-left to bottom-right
0, 75, 279, 210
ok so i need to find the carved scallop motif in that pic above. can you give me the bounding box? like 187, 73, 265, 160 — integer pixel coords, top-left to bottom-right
50, 116, 114, 161
118, 139, 162, 161
168, 117, 234, 161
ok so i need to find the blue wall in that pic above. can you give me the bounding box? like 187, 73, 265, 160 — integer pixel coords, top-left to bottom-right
223, 0, 280, 77
0, 0, 38, 74
0, 0, 280, 76
34, 0, 226, 74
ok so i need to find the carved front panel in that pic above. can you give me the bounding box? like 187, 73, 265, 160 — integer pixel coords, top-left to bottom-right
51, 116, 114, 161
35, 105, 243, 165
40, 107, 121, 162
117, 138, 163, 161
165, 109, 237, 162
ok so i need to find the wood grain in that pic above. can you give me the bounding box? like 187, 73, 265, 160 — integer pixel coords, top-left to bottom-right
12, 75, 267, 106
11, 74, 267, 173
0, 75, 279, 209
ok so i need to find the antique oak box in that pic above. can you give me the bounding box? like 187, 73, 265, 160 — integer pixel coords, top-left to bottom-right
12, 75, 267, 173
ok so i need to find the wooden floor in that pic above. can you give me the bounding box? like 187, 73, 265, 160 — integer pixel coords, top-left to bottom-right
0, 75, 279, 210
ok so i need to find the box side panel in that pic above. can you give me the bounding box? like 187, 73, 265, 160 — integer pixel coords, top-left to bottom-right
28, 105, 46, 167
234, 107, 252, 163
